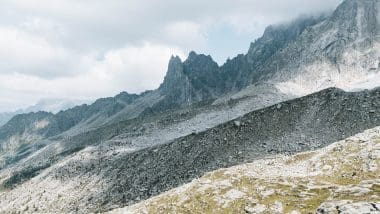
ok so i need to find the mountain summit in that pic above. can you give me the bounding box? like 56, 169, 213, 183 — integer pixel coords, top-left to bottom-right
160, 0, 380, 103
159, 52, 222, 107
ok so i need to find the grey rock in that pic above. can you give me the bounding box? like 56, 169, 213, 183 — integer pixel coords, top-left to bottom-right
234, 120, 242, 127
35, 88, 379, 212
317, 201, 380, 214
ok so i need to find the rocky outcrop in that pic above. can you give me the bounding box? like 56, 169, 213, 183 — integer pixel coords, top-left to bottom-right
158, 52, 222, 109
317, 201, 380, 214
330, 0, 380, 39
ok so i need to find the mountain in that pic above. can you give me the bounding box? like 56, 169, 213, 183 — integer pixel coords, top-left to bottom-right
222, 14, 329, 90
0, 99, 89, 127
2, 0, 379, 150
23, 99, 90, 114
0, 0, 379, 213
156, 15, 330, 107
269, 0, 380, 94
151, 0, 380, 109
158, 53, 222, 108
0, 92, 139, 169
111, 126, 380, 214
0, 112, 20, 128
0, 87, 379, 213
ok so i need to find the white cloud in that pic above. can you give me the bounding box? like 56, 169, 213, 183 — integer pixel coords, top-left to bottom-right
0, 42, 185, 111
90, 42, 186, 94
0, 26, 78, 78
0, 0, 343, 111
162, 21, 206, 50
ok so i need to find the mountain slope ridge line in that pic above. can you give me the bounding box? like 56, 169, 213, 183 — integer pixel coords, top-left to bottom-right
0, 87, 379, 213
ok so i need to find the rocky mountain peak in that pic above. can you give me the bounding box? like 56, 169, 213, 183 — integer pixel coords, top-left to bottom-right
330, 0, 380, 39
183, 51, 219, 76
247, 15, 327, 67
166, 55, 183, 74
169, 55, 182, 65
187, 51, 198, 61
159, 55, 185, 94
114, 92, 139, 104
160, 51, 220, 93
185, 51, 215, 64
157, 51, 223, 109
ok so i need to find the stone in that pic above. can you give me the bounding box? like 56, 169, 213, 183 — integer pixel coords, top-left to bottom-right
234, 120, 242, 127
317, 201, 380, 214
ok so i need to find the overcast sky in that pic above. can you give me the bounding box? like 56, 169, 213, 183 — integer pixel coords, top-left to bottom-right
0, 0, 343, 112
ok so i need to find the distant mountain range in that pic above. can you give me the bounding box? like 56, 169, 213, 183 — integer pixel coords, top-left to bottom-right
0, 99, 90, 127
0, 0, 379, 213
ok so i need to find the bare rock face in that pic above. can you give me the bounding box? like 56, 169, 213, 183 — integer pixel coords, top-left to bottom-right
317, 201, 380, 214
159, 56, 185, 94
270, 0, 380, 95
317, 0, 380, 60
158, 52, 222, 108
220, 15, 327, 91
331, 0, 380, 39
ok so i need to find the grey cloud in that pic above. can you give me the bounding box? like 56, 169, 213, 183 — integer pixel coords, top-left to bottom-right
0, 0, 343, 110
1, 0, 343, 53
